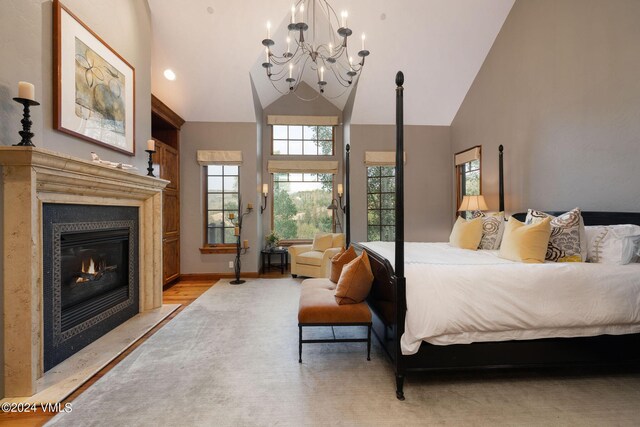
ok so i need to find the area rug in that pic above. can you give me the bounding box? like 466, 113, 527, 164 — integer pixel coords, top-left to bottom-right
48, 278, 640, 426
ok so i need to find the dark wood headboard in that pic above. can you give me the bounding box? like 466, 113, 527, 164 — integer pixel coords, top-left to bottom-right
512, 211, 640, 226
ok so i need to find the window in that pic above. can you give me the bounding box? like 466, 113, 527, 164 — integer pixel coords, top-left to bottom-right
272, 125, 334, 156
367, 166, 396, 241
205, 165, 239, 246
273, 173, 333, 240
455, 146, 481, 219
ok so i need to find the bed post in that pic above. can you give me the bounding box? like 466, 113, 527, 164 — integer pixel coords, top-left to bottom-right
345, 143, 351, 246
394, 71, 407, 401
499, 145, 504, 212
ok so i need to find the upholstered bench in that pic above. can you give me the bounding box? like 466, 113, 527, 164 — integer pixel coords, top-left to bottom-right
297, 278, 372, 363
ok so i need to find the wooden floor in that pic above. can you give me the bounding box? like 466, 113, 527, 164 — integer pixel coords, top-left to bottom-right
0, 279, 222, 427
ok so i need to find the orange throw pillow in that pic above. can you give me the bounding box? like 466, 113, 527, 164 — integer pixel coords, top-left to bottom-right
330, 246, 357, 283
335, 251, 374, 305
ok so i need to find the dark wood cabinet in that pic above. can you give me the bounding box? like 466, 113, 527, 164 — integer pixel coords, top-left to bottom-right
151, 95, 184, 286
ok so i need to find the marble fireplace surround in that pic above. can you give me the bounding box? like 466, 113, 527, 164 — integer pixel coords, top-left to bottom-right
0, 147, 170, 399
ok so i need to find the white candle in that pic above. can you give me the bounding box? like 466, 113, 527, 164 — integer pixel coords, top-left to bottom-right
320, 66, 324, 81
18, 81, 35, 101
289, 63, 293, 79
265, 47, 269, 62
291, 5, 295, 23
286, 36, 291, 53
328, 43, 333, 55
263, 183, 269, 195
299, 3, 304, 22
267, 21, 271, 39
338, 184, 343, 195
146, 139, 155, 151
341, 11, 348, 28
361, 33, 366, 50
349, 56, 353, 68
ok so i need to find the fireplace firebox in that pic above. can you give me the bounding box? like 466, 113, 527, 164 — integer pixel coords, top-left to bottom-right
43, 204, 139, 371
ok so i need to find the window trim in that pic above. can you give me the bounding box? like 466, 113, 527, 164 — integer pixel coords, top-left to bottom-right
270, 172, 336, 242
270, 125, 335, 156
201, 165, 240, 252
366, 165, 396, 242
454, 145, 482, 218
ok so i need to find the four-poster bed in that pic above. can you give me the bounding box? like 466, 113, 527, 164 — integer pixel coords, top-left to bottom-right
344, 72, 640, 400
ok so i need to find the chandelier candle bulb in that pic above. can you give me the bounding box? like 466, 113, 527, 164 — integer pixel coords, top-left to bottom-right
146, 139, 155, 151
18, 81, 35, 101
329, 43, 333, 55
265, 47, 269, 62
320, 66, 324, 81
338, 184, 343, 195
247, 203, 253, 210
291, 5, 295, 23
229, 212, 235, 219
267, 21, 271, 39
243, 240, 249, 249
263, 184, 269, 195
299, 3, 304, 21
234, 226, 240, 236
341, 10, 348, 28
289, 63, 293, 78
286, 37, 291, 53
361, 33, 365, 50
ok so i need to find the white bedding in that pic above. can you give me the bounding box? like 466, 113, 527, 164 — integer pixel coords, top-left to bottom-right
360, 242, 640, 355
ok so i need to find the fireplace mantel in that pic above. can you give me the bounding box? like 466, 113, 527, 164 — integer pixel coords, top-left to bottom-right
0, 147, 169, 398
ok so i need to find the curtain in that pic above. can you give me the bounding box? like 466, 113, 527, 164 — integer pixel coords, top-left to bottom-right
454, 146, 481, 165
364, 151, 407, 166
267, 160, 338, 174
196, 150, 243, 165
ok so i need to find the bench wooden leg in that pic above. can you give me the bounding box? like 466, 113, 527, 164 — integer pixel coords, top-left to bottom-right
298, 325, 302, 363
367, 324, 372, 361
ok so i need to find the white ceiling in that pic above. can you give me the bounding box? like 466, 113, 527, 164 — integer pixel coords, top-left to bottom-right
149, 0, 514, 125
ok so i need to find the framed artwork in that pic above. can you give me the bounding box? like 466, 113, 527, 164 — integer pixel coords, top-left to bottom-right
53, 0, 135, 155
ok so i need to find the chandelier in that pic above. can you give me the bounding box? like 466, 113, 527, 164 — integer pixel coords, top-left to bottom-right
261, 0, 370, 100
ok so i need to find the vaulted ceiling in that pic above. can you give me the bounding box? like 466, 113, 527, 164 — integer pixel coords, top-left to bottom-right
149, 0, 514, 125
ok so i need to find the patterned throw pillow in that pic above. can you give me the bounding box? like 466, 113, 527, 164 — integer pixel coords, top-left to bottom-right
472, 211, 506, 250
525, 208, 586, 262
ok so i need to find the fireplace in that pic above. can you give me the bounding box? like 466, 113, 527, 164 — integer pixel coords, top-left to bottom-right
43, 204, 139, 371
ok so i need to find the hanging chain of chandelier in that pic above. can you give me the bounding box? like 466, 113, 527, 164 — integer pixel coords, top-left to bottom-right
261, 0, 370, 99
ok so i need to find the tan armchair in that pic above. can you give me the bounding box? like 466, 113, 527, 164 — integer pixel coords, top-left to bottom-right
289, 233, 345, 278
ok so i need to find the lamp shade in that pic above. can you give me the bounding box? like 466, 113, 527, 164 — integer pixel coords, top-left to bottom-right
458, 195, 488, 212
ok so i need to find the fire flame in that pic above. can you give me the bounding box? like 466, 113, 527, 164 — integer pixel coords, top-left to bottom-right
84, 258, 96, 275
76, 257, 101, 283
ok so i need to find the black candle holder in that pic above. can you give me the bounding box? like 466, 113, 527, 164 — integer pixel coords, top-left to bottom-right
13, 97, 40, 147
230, 200, 253, 285
145, 149, 156, 177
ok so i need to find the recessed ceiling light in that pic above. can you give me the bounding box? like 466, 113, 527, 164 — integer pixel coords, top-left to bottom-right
163, 69, 176, 81
207, 6, 214, 14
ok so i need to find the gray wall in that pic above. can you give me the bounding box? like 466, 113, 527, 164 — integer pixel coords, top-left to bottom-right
0, 0, 152, 170
350, 124, 452, 243
451, 0, 640, 214
260, 83, 344, 246
0, 0, 152, 399
180, 122, 260, 274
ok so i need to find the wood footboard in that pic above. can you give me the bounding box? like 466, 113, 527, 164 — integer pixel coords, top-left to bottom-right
352, 243, 402, 364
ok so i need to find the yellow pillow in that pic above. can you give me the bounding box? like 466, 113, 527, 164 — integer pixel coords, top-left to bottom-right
311, 233, 333, 252
499, 216, 552, 263
449, 216, 483, 250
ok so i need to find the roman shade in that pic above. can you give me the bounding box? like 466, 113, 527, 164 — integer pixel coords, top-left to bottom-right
454, 146, 481, 166
364, 151, 406, 166
196, 150, 243, 165
267, 115, 340, 126
267, 160, 338, 174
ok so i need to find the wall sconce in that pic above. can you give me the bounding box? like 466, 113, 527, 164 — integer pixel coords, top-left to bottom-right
337, 183, 346, 213
260, 183, 269, 213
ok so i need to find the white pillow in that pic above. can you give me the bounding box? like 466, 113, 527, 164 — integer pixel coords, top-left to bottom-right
585, 224, 640, 265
